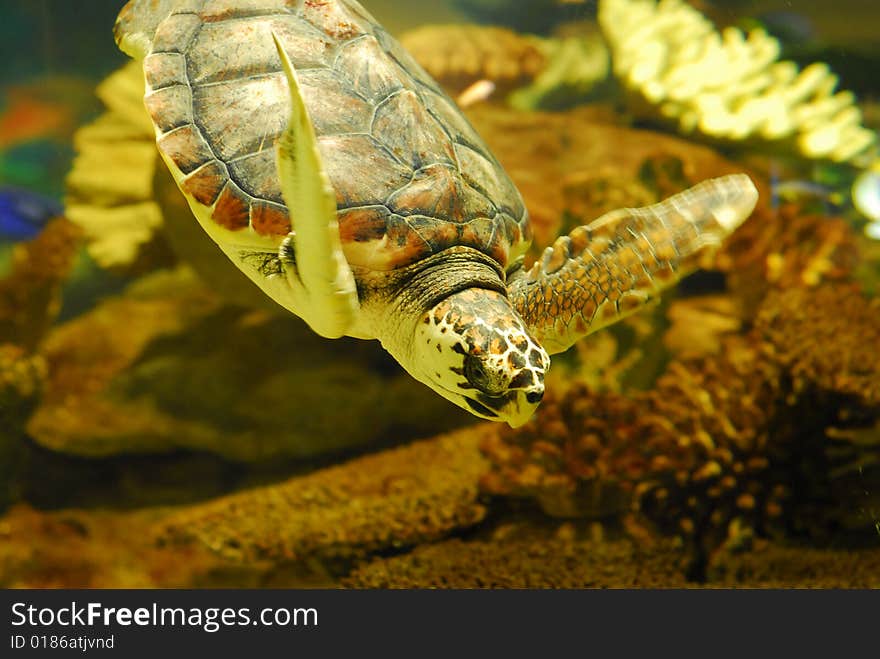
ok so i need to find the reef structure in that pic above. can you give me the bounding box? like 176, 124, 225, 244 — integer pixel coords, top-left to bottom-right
158, 429, 489, 563
0, 218, 82, 351
481, 283, 880, 575
65, 61, 175, 274
400, 24, 610, 110
598, 0, 877, 165
400, 25, 549, 96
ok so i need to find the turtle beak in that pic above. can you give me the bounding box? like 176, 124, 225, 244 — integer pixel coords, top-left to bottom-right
504, 390, 542, 428
464, 390, 541, 427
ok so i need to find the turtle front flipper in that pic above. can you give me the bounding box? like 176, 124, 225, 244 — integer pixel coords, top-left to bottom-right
508, 174, 759, 354
273, 33, 359, 339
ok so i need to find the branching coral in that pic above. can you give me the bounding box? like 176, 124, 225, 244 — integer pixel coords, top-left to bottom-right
158, 429, 489, 563
65, 61, 175, 273
599, 0, 877, 164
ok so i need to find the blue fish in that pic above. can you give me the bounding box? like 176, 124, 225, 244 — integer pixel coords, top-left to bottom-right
0, 186, 63, 241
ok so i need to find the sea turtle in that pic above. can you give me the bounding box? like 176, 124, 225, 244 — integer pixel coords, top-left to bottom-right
115, 0, 758, 427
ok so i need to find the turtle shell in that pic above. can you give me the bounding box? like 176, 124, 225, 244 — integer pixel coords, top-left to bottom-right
116, 0, 531, 272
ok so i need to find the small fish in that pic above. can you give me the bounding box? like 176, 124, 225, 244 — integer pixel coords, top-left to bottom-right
0, 186, 63, 241
456, 79, 497, 109
770, 179, 844, 212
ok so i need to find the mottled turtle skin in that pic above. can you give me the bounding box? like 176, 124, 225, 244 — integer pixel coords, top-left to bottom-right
116, 0, 759, 426
117, 0, 530, 273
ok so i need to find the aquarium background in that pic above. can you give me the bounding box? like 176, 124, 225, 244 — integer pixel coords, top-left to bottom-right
0, 0, 878, 587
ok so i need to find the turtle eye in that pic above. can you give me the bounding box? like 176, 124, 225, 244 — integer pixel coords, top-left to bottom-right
463, 354, 505, 396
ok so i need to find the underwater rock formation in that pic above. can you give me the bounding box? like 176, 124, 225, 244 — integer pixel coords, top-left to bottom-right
345, 535, 688, 588
482, 281, 880, 572
599, 0, 877, 165
401, 24, 548, 95
466, 106, 759, 247
0, 505, 230, 588
481, 343, 785, 544
159, 429, 489, 562
27, 268, 470, 462
401, 24, 609, 111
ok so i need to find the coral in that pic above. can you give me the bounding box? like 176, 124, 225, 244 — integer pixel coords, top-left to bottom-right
663, 295, 741, 358
158, 429, 489, 563
401, 25, 548, 95
717, 204, 859, 311
27, 267, 470, 462
508, 33, 611, 111
482, 281, 880, 574
0, 217, 83, 350
6, 499, 877, 587
65, 61, 176, 273
599, 0, 877, 165
755, 285, 880, 408
482, 341, 787, 551
344, 535, 688, 588
0, 344, 46, 431
466, 106, 758, 247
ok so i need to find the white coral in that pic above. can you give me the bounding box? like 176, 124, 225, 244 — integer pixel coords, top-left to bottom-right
599, 0, 877, 164
65, 61, 164, 270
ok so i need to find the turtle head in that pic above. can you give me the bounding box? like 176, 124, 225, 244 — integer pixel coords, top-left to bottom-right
412, 288, 548, 427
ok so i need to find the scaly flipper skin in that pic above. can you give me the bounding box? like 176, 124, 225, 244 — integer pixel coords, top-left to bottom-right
273, 32, 358, 339
508, 174, 759, 354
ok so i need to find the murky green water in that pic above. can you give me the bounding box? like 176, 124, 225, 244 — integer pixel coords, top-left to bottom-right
0, 0, 878, 588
